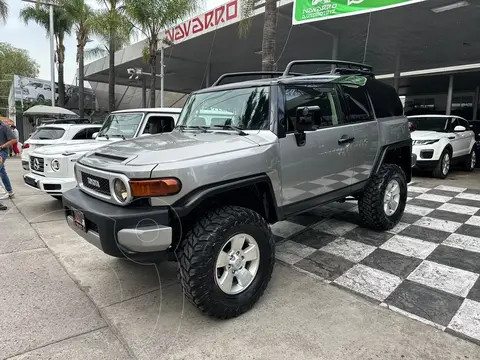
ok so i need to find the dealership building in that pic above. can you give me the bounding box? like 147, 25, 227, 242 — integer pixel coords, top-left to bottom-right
83, 0, 480, 119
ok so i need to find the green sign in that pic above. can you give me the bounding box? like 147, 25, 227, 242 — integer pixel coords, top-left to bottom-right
293, 0, 425, 25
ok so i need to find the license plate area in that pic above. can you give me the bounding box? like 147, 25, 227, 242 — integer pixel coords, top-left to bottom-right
73, 209, 86, 232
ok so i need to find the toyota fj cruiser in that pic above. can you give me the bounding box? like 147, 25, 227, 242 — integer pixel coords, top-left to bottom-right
63, 60, 413, 319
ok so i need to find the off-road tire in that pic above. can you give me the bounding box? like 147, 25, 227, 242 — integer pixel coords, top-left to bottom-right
358, 164, 407, 231
51, 195, 62, 201
177, 205, 275, 319
433, 149, 450, 178
463, 147, 476, 172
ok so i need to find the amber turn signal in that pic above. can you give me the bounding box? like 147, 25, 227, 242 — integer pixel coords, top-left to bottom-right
129, 178, 181, 197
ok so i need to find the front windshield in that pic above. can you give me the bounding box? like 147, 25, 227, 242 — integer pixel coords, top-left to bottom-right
178, 86, 270, 131
97, 113, 144, 138
408, 117, 448, 132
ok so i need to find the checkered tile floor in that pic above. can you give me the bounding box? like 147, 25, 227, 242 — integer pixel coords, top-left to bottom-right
272, 182, 480, 344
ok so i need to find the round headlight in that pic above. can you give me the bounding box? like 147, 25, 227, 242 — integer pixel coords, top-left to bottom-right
113, 178, 128, 203
51, 159, 60, 171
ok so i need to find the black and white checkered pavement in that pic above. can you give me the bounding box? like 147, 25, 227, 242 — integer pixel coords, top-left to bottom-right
272, 183, 480, 344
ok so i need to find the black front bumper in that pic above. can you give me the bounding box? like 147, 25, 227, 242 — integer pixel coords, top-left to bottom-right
62, 188, 171, 258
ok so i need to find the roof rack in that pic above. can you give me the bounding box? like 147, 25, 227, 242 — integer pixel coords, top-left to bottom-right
212, 72, 287, 86
283, 60, 374, 77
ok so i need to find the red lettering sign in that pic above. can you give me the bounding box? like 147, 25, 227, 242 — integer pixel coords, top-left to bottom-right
166, 0, 238, 43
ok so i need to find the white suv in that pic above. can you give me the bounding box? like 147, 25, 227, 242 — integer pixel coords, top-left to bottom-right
409, 115, 476, 178
21, 124, 102, 170
23, 108, 182, 199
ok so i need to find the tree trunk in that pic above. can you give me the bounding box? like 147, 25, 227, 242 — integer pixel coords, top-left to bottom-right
150, 40, 158, 108
57, 35, 66, 106
261, 0, 277, 72
78, 44, 85, 118
108, 34, 115, 113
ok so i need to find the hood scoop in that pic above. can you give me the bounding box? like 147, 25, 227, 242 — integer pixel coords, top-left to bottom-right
92, 152, 129, 162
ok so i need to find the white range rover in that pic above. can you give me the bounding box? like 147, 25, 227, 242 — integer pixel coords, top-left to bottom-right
23, 108, 182, 199
409, 115, 476, 178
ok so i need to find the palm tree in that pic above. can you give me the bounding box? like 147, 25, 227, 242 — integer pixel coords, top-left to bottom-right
92, 1, 132, 113
20, 3, 73, 106
0, 0, 8, 24
240, 0, 277, 71
124, 0, 198, 107
59, 0, 94, 117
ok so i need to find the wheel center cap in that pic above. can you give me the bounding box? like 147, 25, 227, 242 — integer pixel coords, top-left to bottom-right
230, 253, 244, 271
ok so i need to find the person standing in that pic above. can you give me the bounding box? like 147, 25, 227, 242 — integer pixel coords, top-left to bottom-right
10, 125, 20, 156
0, 121, 17, 204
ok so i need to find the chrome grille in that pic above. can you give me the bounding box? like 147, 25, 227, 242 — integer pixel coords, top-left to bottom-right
30, 156, 45, 172
81, 172, 110, 195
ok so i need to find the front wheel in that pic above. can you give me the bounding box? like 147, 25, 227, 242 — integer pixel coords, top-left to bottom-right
463, 148, 476, 171
433, 149, 450, 178
358, 164, 407, 231
177, 205, 275, 319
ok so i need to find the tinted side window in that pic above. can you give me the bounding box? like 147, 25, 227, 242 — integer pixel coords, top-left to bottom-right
366, 80, 404, 118
72, 129, 88, 140
86, 127, 99, 139
143, 116, 175, 134
460, 119, 470, 130
341, 85, 372, 123
284, 85, 342, 133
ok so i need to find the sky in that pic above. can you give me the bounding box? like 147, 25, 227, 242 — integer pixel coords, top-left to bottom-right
0, 0, 224, 85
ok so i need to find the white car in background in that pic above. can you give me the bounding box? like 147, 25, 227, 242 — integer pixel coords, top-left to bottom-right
409, 115, 476, 178
21, 123, 102, 170
23, 108, 182, 199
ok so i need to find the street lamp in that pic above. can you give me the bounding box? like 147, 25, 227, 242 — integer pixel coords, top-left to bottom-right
21, 0, 56, 107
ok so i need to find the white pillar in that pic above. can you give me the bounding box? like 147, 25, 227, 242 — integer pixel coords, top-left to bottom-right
473, 86, 479, 120
49, 4, 55, 106
446, 75, 454, 115
331, 35, 339, 71
160, 46, 164, 108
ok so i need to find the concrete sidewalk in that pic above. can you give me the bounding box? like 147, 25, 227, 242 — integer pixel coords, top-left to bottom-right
1, 157, 478, 359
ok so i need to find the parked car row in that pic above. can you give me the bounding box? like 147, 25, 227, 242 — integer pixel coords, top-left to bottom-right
22, 108, 182, 199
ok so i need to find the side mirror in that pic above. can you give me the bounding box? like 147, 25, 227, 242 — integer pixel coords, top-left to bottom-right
454, 125, 466, 132
140, 133, 151, 137
294, 106, 318, 147
92, 132, 98, 139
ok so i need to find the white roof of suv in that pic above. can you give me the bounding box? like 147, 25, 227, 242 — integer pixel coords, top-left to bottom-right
112, 107, 182, 114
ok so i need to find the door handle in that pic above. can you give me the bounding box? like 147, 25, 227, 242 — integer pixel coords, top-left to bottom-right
338, 135, 355, 145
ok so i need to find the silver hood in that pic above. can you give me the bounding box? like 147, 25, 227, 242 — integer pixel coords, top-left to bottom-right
79, 130, 263, 169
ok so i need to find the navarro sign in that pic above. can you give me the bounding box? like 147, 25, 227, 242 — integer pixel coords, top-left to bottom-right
166, 0, 239, 43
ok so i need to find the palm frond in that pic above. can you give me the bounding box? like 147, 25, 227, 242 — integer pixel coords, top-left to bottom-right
85, 45, 107, 59
0, 0, 8, 24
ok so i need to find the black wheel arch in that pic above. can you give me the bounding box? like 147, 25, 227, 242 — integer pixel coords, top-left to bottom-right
373, 139, 413, 183
172, 174, 281, 227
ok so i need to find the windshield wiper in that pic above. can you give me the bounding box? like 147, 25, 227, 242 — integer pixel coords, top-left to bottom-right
211, 125, 247, 136
110, 134, 126, 140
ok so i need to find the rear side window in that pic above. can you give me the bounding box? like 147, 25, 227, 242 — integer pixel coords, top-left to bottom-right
341, 85, 372, 123
30, 128, 65, 140
366, 80, 404, 118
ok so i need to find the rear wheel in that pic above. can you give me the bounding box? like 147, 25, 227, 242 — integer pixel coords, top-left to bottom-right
433, 149, 450, 178
177, 205, 274, 319
463, 148, 476, 171
358, 164, 407, 231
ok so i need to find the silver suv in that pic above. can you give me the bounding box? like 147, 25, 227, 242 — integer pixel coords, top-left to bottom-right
63, 60, 413, 319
